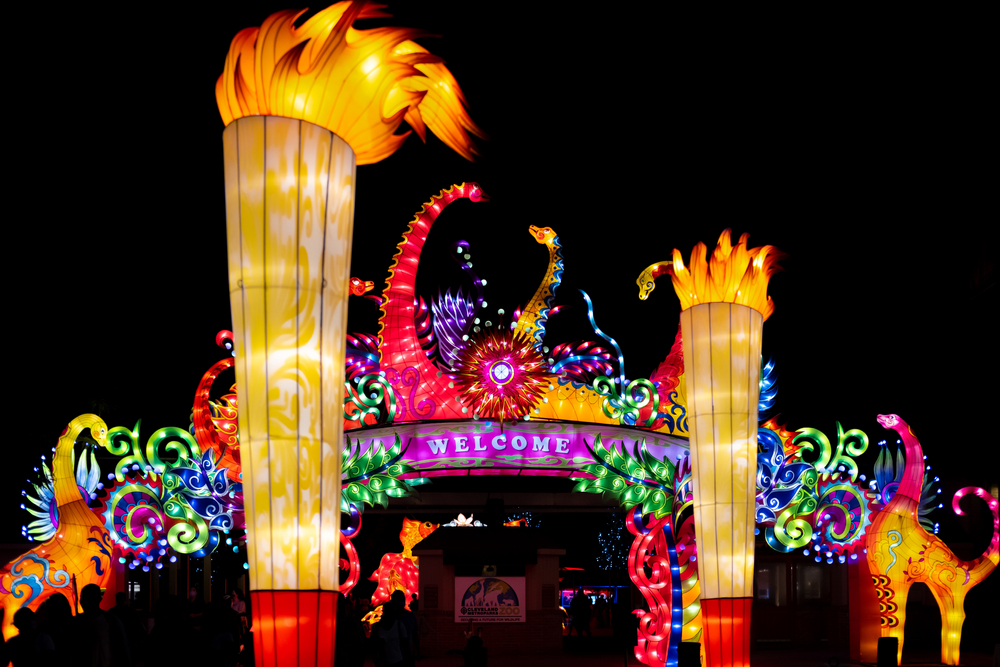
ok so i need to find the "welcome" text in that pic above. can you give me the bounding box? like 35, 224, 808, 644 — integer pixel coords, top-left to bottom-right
424, 435, 571, 455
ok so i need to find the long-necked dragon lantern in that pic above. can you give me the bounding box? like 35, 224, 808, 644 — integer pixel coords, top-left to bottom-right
3, 3, 997, 667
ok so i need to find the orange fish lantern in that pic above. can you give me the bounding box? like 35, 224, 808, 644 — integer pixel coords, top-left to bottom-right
362, 518, 439, 625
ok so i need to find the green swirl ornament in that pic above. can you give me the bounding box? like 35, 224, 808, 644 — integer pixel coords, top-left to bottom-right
592, 377, 660, 428
344, 373, 397, 424
766, 508, 815, 552
793, 422, 869, 482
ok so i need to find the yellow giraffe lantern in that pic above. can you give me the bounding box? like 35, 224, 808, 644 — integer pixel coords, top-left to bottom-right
0, 415, 112, 639
868, 414, 999, 666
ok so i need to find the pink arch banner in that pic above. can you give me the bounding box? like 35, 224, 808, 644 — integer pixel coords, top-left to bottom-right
348, 420, 690, 477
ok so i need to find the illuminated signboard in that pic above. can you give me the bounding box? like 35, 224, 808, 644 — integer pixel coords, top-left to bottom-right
456, 576, 526, 623
346, 420, 689, 474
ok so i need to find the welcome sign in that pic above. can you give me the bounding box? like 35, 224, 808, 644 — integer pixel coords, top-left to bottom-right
455, 576, 527, 623
346, 420, 690, 473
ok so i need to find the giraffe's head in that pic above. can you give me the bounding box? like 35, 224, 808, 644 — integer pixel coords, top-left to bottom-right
528, 226, 557, 246
467, 182, 490, 202
877, 413, 903, 430
349, 277, 375, 297
68, 414, 110, 450
878, 413, 919, 440
637, 261, 671, 301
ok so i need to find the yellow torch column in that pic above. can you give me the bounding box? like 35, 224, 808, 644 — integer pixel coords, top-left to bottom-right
223, 116, 354, 667
663, 230, 783, 667
681, 303, 761, 667
214, 4, 486, 664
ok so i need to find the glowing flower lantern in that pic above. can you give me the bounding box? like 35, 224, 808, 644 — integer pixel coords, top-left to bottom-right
656, 230, 784, 667
453, 327, 551, 422
216, 3, 482, 665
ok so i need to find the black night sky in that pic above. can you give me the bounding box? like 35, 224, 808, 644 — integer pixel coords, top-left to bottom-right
6, 0, 996, 633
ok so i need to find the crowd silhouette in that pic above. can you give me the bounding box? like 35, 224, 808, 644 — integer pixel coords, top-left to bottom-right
0, 584, 513, 667
0, 585, 248, 667
1, 588, 445, 667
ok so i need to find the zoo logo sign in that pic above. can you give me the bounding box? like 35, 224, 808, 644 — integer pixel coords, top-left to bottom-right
454, 576, 525, 623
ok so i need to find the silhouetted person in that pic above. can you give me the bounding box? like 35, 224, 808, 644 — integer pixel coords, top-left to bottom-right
391, 591, 418, 665
148, 595, 189, 667
371, 596, 410, 667
225, 588, 247, 637
110, 592, 147, 659
5, 607, 56, 666
569, 589, 592, 637
40, 592, 74, 662
594, 594, 609, 628
463, 626, 486, 667
335, 592, 365, 667
409, 595, 423, 661
201, 600, 238, 666
185, 587, 205, 630
77, 584, 132, 667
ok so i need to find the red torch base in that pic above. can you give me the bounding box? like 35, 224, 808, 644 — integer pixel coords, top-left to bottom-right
701, 597, 753, 667
251, 590, 338, 667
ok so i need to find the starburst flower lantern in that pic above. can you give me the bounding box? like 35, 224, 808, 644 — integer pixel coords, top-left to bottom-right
454, 327, 550, 424
215, 2, 483, 665
660, 230, 784, 667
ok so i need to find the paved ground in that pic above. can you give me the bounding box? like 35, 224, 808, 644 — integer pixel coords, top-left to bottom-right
359, 646, 998, 667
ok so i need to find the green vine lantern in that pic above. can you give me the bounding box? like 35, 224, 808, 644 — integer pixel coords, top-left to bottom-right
571, 434, 679, 519
341, 433, 430, 513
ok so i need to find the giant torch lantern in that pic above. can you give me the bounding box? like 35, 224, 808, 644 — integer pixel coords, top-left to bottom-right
216, 3, 483, 665
650, 230, 783, 667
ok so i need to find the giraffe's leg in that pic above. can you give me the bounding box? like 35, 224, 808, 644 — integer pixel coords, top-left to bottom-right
929, 586, 965, 667
1, 596, 17, 640
881, 581, 910, 665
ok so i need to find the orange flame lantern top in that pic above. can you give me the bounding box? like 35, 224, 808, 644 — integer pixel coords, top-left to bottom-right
216, 1, 486, 164
667, 229, 785, 321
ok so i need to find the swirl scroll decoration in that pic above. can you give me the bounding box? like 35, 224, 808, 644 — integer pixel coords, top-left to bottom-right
757, 420, 873, 561
793, 422, 869, 482
8, 554, 71, 608
344, 373, 397, 426
626, 509, 681, 667
592, 377, 660, 429
383, 367, 437, 420
100, 422, 244, 567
